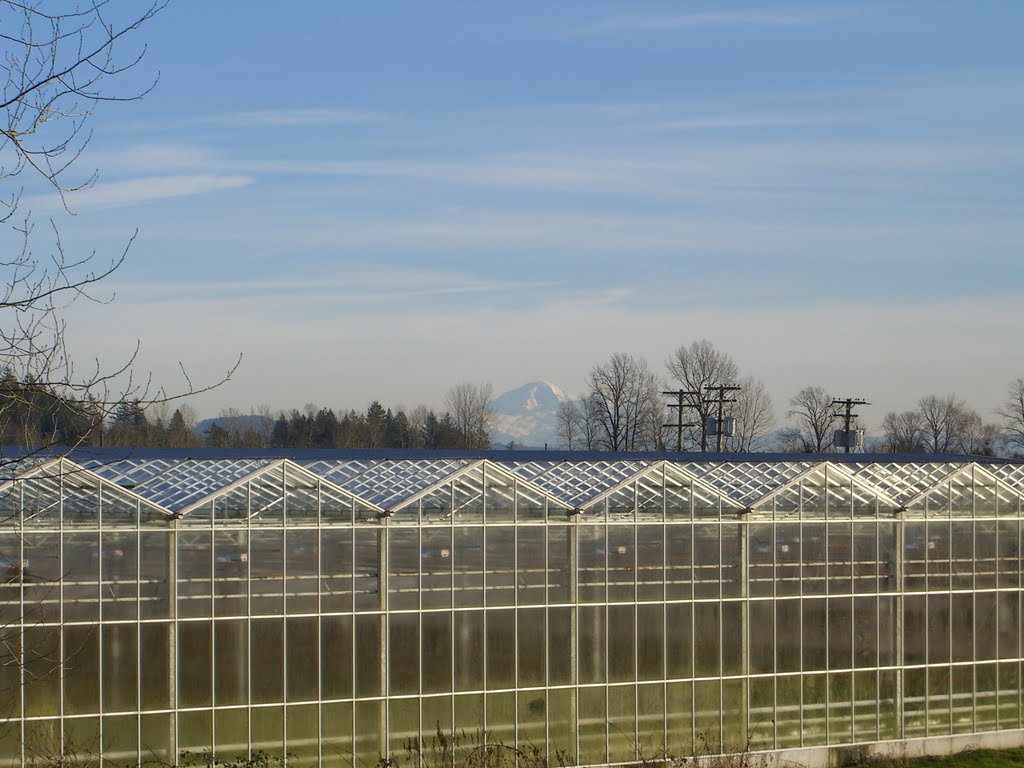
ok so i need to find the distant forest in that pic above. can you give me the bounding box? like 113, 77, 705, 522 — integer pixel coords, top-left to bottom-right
0, 372, 487, 451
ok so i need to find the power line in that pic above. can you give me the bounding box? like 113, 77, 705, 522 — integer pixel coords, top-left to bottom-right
662, 389, 700, 452
831, 397, 870, 453
706, 384, 741, 452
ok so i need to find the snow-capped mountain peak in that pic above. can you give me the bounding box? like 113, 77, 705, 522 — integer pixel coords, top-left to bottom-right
490, 381, 570, 448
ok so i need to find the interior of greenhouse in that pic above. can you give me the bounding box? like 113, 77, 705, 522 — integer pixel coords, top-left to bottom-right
1, 449, 1023, 767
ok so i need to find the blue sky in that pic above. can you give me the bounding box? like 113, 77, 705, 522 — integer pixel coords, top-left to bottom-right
42, 2, 1024, 429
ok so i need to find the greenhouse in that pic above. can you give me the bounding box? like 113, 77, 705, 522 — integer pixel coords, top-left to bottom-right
1, 449, 1023, 767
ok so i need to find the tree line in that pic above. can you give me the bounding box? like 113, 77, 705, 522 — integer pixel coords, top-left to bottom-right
557, 341, 1024, 458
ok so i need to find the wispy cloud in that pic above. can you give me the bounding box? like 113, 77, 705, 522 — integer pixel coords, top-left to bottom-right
192, 108, 388, 127
36, 174, 253, 211
577, 8, 856, 36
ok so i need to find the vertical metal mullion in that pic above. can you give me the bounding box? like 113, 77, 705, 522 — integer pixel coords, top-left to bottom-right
772, 509, 779, 750
246, 484, 254, 760
136, 501, 143, 768
316, 483, 323, 768
661, 478, 668, 756
98, 481, 104, 763
18, 481, 26, 768
59, 471, 66, 755
632, 487, 639, 761
282, 473, 290, 765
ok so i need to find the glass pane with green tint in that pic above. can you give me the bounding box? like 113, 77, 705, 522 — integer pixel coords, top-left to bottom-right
63, 624, 100, 715
721, 678, 745, 752
251, 618, 283, 704
389, 613, 419, 696
637, 603, 664, 682
421, 694, 453, 743
852, 670, 878, 743
177, 709, 213, 759
516, 526, 546, 606
354, 528, 383, 612
547, 688, 576, 760
927, 666, 951, 736
976, 663, 999, 731
102, 622, 137, 713
321, 614, 353, 700
484, 691, 516, 749
828, 672, 853, 744
748, 677, 775, 751
140, 622, 170, 711
217, 619, 250, 707
251, 705, 284, 760
694, 680, 721, 751
23, 625, 60, 716
63, 716, 101, 762
453, 610, 483, 692
903, 667, 926, 738
775, 674, 802, 748
608, 684, 636, 762
517, 607, 545, 687
321, 701, 353, 768
287, 615, 320, 703
666, 681, 693, 756
421, 610, 452, 694
139, 531, 171, 619
250, 529, 284, 615
802, 673, 828, 745
577, 686, 606, 766
878, 670, 899, 740
608, 604, 635, 683
485, 609, 515, 690
215, 708, 248, 762
213, 529, 248, 618
287, 705, 321, 766
140, 712, 173, 767
388, 697, 418, 756
354, 699, 385, 768
636, 682, 665, 758
665, 602, 692, 680
998, 662, 1020, 729
453, 693, 484, 742
517, 690, 546, 751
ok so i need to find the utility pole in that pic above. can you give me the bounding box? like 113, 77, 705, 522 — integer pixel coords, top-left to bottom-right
706, 384, 741, 452
663, 388, 700, 452
831, 397, 870, 453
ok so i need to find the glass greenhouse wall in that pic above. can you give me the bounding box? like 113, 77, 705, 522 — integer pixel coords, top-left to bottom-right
1, 451, 1022, 767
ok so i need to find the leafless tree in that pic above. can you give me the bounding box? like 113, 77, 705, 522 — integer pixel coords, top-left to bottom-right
0, 0, 237, 465
786, 385, 837, 452
1000, 377, 1024, 453
587, 352, 661, 451
727, 376, 775, 452
554, 399, 582, 450
443, 381, 494, 449
665, 339, 738, 451
880, 410, 926, 453
917, 394, 979, 454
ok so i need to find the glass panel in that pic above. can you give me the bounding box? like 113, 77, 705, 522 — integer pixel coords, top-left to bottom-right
549, 606, 573, 686
284, 467, 320, 524
287, 616, 319, 702
354, 614, 383, 697
453, 526, 483, 608
665, 524, 692, 600
421, 611, 452, 694
389, 613, 419, 696
637, 603, 664, 682
139, 531, 171, 619
517, 607, 546, 687
63, 531, 99, 622
321, 614, 353, 700
177, 529, 212, 619
421, 527, 452, 610
485, 609, 515, 690
101, 531, 137, 621
140, 622, 170, 710
251, 617, 284, 704
322, 701, 354, 768
286, 528, 319, 614
608, 604, 635, 683
284, 708, 319, 765
578, 686, 606, 766
577, 525, 605, 603
213, 618, 247, 706
516, 527, 546, 606
251, 706, 285, 759
608, 684, 636, 762
484, 526, 515, 607
517, 690, 546, 750
578, 605, 606, 685
453, 611, 483, 692
251, 529, 284, 615
213, 529, 248, 617
321, 528, 353, 614
666, 602, 692, 680
547, 524, 571, 604
607, 525, 635, 602
102, 623, 137, 713
178, 621, 212, 708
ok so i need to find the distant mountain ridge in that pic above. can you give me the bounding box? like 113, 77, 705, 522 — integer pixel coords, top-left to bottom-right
489, 380, 570, 449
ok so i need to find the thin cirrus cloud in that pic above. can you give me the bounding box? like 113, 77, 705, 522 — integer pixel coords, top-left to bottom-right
577, 8, 857, 35
191, 107, 388, 127
34, 174, 254, 212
